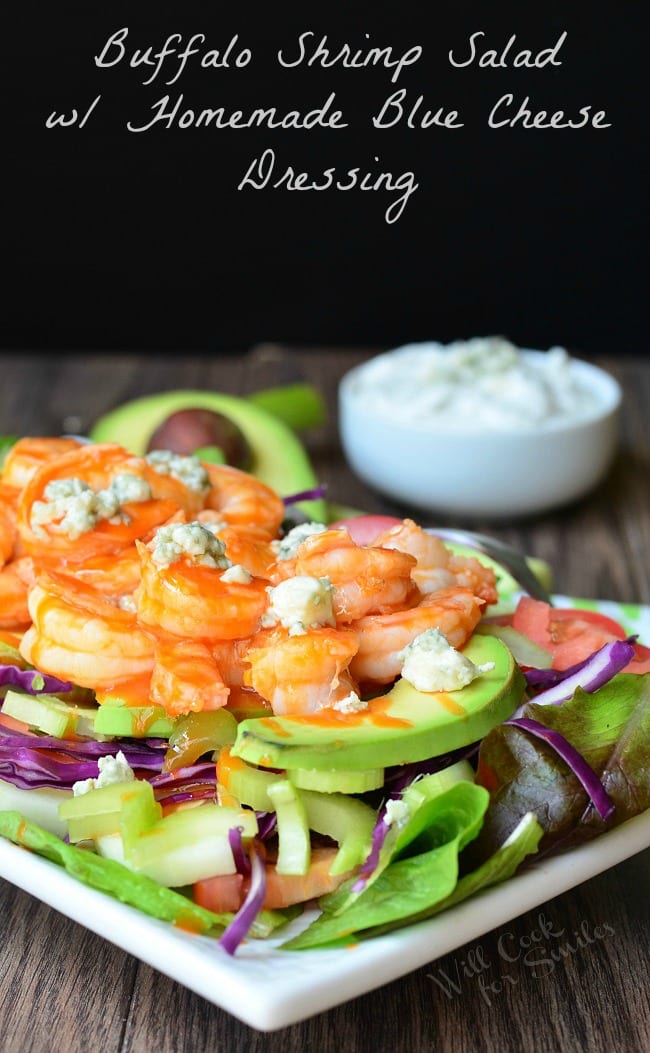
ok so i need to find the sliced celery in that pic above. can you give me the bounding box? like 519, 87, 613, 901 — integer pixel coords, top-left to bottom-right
3, 689, 98, 739
287, 767, 384, 794
59, 779, 160, 844
216, 746, 281, 811
299, 790, 377, 876
267, 781, 310, 876
129, 804, 258, 886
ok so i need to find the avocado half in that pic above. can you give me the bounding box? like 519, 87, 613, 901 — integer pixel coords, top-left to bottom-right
232, 635, 525, 771
89, 390, 326, 520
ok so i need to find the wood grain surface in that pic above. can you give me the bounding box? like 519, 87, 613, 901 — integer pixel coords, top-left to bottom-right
0, 348, 647, 1052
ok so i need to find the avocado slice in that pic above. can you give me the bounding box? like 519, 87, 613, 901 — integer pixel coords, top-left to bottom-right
89, 390, 326, 520
232, 635, 524, 772
93, 703, 176, 739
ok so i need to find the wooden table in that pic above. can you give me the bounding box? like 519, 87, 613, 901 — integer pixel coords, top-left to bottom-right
0, 348, 648, 1052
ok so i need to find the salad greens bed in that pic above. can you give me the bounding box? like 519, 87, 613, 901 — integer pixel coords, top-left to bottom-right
0, 594, 648, 954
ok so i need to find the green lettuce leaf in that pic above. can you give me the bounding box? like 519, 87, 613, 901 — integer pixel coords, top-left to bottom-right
473, 673, 650, 860
281, 782, 489, 950
319, 764, 478, 918
357, 811, 543, 942
0, 811, 290, 938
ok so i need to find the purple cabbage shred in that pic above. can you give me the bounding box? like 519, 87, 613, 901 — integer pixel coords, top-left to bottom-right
228, 826, 251, 877
219, 845, 267, 955
505, 716, 615, 821
282, 485, 327, 506
523, 638, 636, 708
0, 664, 73, 695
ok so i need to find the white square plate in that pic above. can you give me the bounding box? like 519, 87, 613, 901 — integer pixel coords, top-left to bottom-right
0, 598, 648, 1031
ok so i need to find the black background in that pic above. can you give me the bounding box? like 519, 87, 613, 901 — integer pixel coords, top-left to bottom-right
3, 1, 647, 356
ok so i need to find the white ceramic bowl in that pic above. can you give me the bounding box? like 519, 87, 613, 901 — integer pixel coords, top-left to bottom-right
338, 345, 622, 519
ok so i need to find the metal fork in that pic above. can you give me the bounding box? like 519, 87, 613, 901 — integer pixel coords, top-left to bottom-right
427, 527, 553, 604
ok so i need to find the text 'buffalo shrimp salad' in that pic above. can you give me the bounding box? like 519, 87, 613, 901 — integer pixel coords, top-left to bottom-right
0, 437, 648, 954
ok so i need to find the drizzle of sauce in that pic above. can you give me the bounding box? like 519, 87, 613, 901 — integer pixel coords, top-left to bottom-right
96, 675, 153, 708
258, 717, 293, 738
434, 692, 467, 717
216, 747, 246, 791
173, 912, 206, 936
259, 694, 412, 732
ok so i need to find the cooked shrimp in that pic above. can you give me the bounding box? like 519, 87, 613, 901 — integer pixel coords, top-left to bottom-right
2, 437, 83, 490
349, 587, 484, 686
210, 638, 254, 688
371, 519, 498, 604
67, 546, 142, 598
244, 625, 360, 715
150, 637, 229, 717
271, 528, 417, 622
204, 464, 284, 539
143, 451, 210, 517
196, 516, 277, 580
19, 571, 155, 688
18, 443, 178, 563
0, 558, 33, 630
0, 484, 20, 568
446, 553, 499, 605
135, 539, 268, 641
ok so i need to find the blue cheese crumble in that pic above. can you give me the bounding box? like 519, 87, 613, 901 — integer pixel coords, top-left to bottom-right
146, 450, 210, 493
221, 563, 253, 584
72, 751, 135, 797
30, 473, 152, 539
331, 691, 368, 713
273, 521, 328, 560
109, 473, 152, 504
262, 575, 335, 635
399, 628, 494, 692
383, 798, 411, 828
152, 521, 232, 569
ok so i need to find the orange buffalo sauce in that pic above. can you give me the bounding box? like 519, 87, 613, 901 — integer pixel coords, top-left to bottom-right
95, 674, 153, 708
432, 692, 467, 716
258, 693, 413, 733
257, 717, 293, 738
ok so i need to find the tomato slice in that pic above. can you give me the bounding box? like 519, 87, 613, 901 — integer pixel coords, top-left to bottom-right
550, 608, 628, 638
511, 597, 553, 648
510, 597, 634, 671
625, 642, 650, 674
193, 847, 348, 913
194, 873, 244, 914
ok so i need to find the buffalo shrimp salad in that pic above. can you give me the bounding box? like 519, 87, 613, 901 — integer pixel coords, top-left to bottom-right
0, 437, 648, 954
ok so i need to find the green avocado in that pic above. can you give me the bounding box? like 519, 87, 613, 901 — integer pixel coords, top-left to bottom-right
232, 635, 524, 772
93, 701, 176, 739
89, 389, 326, 521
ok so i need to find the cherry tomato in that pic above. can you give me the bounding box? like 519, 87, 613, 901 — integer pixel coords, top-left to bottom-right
329, 514, 403, 545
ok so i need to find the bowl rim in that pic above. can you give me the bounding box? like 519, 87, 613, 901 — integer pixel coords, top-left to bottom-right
339, 345, 622, 438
